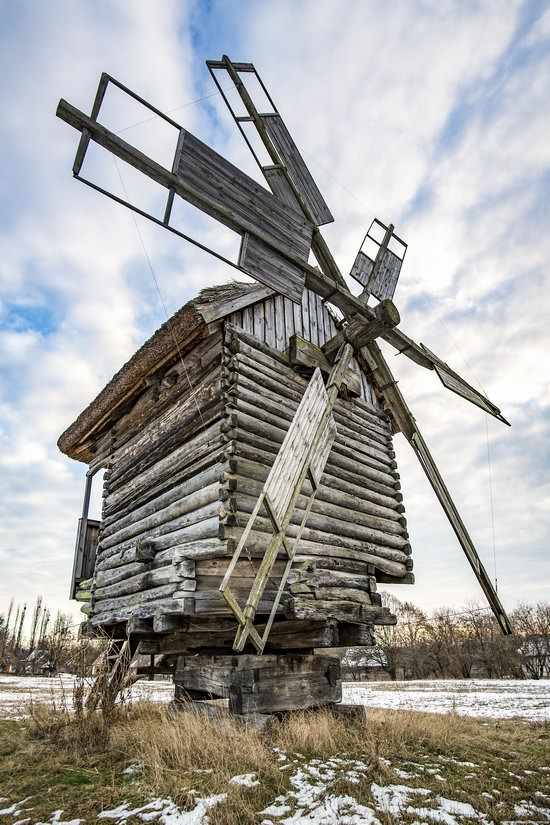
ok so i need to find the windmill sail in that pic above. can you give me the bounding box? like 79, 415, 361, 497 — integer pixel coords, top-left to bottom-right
56, 75, 313, 304
207, 57, 334, 227
364, 339, 512, 635
350, 219, 407, 300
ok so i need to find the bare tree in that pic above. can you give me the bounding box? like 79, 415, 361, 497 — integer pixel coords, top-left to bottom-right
512, 602, 550, 678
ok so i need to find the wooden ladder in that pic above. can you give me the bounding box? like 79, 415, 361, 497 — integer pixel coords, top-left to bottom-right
219, 344, 354, 653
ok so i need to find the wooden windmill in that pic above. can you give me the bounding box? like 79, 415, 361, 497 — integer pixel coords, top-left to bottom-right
56, 57, 511, 716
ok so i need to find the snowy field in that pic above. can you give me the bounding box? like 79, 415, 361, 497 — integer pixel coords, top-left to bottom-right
0, 674, 173, 720
1, 675, 549, 721
343, 678, 550, 722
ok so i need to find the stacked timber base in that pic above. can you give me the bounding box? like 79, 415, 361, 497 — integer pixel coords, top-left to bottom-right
172, 653, 342, 719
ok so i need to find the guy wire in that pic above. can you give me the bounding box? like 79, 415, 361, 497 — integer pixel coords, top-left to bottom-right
112, 157, 207, 433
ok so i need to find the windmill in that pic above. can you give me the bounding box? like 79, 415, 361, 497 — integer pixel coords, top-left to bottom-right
56, 57, 511, 711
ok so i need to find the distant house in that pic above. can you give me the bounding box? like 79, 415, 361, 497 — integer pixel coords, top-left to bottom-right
518, 639, 550, 679
340, 648, 403, 681
23, 649, 57, 677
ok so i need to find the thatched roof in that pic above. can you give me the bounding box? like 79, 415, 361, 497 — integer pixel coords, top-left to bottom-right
58, 281, 272, 461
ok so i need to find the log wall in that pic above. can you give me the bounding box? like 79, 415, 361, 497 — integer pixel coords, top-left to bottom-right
220, 324, 411, 605
88, 329, 229, 627
83, 292, 409, 636
227, 287, 377, 405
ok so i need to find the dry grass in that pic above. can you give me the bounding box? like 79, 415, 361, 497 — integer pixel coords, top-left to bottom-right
1, 697, 549, 824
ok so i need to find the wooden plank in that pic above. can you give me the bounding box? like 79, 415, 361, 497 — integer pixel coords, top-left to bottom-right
369, 248, 402, 300
263, 296, 276, 348
177, 130, 313, 259
195, 283, 274, 323
315, 291, 326, 345
239, 233, 305, 304
274, 293, 286, 351
283, 297, 296, 347
350, 251, 373, 288
263, 165, 301, 213
292, 293, 303, 338
261, 114, 334, 227
308, 288, 318, 346
252, 299, 265, 340
301, 287, 310, 343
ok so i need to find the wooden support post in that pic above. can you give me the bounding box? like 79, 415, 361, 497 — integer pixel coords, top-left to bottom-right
174, 653, 342, 715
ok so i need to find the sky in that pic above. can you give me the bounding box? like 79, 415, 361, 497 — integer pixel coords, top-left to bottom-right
1, 0, 549, 634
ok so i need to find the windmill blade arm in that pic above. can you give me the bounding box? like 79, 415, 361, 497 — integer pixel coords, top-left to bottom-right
364, 340, 512, 635
207, 55, 334, 227
409, 429, 512, 635
382, 328, 510, 425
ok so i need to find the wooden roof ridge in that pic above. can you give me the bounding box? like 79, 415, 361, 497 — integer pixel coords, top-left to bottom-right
58, 281, 271, 459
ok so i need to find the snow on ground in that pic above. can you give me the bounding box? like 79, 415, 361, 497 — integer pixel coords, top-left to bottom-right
0, 674, 173, 720
4, 754, 550, 825
1, 675, 549, 722
343, 679, 550, 721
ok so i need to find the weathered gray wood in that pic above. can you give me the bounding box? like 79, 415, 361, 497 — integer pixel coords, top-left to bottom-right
103, 465, 220, 536
100, 483, 220, 551
285, 597, 396, 625
93, 583, 177, 616
196, 283, 274, 324
261, 114, 334, 227
239, 234, 305, 303
174, 652, 341, 713
94, 566, 180, 600
322, 299, 400, 360
98, 509, 222, 564
289, 334, 361, 396
177, 129, 313, 259
350, 250, 374, 288
223, 526, 409, 577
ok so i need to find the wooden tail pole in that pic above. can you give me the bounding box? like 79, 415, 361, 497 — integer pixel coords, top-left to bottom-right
364, 340, 512, 635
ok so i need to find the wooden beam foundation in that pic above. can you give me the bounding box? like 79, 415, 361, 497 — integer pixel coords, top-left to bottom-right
174, 653, 342, 715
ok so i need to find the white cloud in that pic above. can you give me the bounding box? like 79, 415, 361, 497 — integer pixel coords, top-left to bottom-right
0, 0, 549, 631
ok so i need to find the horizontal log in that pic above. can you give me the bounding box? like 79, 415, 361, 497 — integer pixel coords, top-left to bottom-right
229, 438, 403, 510
90, 597, 186, 627
97, 516, 222, 573
104, 332, 222, 462
287, 569, 376, 592
234, 495, 410, 553
285, 597, 397, 625
98, 498, 222, 558
232, 472, 406, 536
94, 566, 180, 600
96, 539, 157, 571
167, 538, 231, 563
103, 421, 222, 518
95, 561, 148, 586
232, 375, 393, 468
100, 480, 219, 549
289, 585, 373, 605
225, 410, 399, 493
92, 582, 177, 616
109, 390, 223, 488
229, 322, 385, 412
222, 527, 409, 577
102, 467, 220, 540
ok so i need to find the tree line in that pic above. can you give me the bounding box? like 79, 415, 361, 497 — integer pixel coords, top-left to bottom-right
344, 596, 550, 681
2, 595, 550, 681
0, 597, 76, 675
